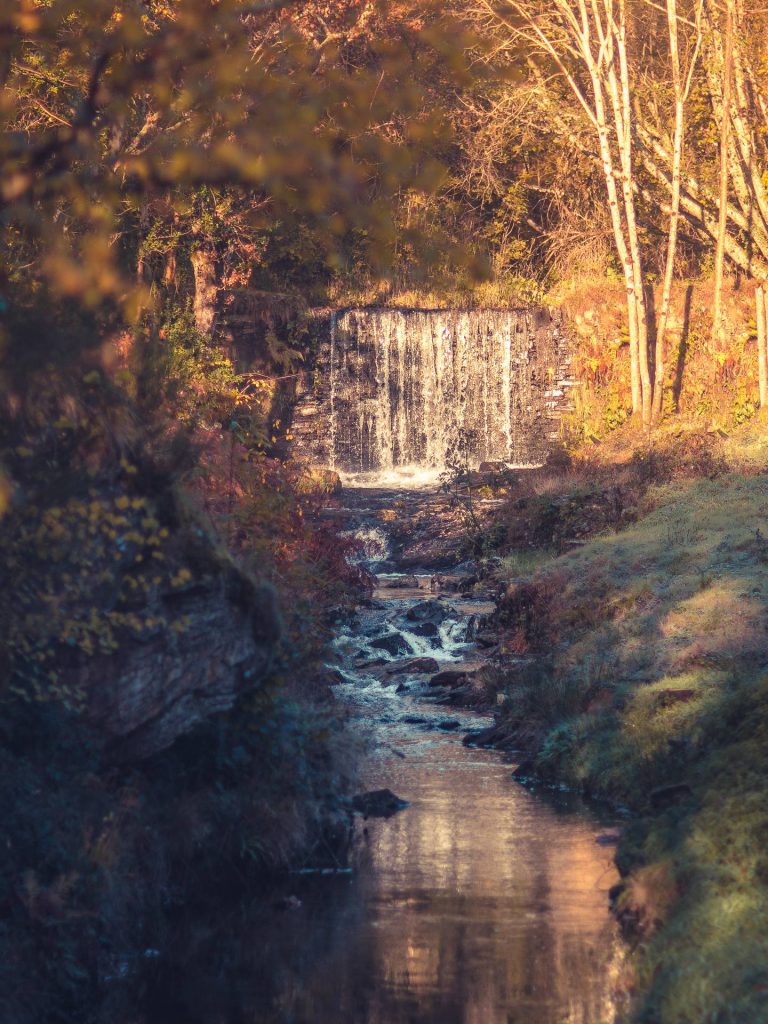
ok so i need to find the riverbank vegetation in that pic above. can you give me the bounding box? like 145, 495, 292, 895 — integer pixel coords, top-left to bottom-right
480, 423, 768, 1021
4, 0, 768, 1021
0, 2, 453, 1019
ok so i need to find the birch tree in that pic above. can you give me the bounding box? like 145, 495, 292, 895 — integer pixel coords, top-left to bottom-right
476, 0, 657, 423
650, 0, 703, 423
710, 0, 735, 347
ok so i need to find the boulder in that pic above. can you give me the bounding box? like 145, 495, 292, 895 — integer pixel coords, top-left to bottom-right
406, 600, 447, 625
370, 633, 414, 657
430, 573, 475, 593
428, 668, 470, 688
428, 660, 486, 688
431, 684, 488, 707
409, 621, 440, 639
377, 575, 420, 590
355, 656, 388, 669
352, 789, 409, 818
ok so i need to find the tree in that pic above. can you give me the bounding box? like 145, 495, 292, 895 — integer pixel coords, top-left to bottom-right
651, 0, 703, 423
710, 0, 734, 348
474, 0, 656, 423
0, 0, 453, 329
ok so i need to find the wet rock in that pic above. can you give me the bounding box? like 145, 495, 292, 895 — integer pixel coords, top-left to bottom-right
395, 683, 409, 694
406, 600, 447, 625
437, 720, 461, 731
409, 620, 439, 638
377, 575, 420, 590
352, 789, 409, 818
463, 615, 478, 642
402, 715, 429, 725
428, 668, 469, 688
431, 572, 475, 593
463, 723, 518, 750
432, 684, 488, 707
355, 657, 388, 669
475, 630, 499, 648
370, 633, 414, 657
384, 656, 440, 677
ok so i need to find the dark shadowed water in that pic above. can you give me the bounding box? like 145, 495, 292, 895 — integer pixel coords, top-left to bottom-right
138, 687, 624, 1024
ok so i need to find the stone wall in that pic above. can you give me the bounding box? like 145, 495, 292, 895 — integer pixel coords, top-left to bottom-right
288, 307, 575, 473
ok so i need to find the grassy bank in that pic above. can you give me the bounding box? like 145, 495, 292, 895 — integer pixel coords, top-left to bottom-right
488, 423, 768, 1022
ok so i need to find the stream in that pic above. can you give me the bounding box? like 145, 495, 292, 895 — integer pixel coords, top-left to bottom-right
140, 486, 625, 1024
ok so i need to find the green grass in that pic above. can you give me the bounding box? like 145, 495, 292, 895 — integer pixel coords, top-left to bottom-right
496, 441, 768, 1022
496, 547, 558, 577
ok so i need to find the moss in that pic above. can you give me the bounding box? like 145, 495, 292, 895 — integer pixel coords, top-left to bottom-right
495, 425, 768, 1021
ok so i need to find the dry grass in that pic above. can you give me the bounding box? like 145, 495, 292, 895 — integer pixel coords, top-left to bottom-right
555, 275, 763, 442
494, 423, 768, 1022
322, 275, 547, 310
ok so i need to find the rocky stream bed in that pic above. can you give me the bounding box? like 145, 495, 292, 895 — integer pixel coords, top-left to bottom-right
129, 484, 628, 1024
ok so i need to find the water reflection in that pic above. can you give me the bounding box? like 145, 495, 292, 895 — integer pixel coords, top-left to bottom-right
139, 728, 622, 1024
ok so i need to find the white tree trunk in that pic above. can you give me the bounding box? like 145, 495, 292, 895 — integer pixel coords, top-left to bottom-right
757, 284, 768, 407
712, 0, 734, 347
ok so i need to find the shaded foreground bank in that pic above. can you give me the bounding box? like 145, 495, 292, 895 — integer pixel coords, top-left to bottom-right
0, 435, 365, 1023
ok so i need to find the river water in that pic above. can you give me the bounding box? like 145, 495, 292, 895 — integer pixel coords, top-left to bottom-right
139, 488, 625, 1024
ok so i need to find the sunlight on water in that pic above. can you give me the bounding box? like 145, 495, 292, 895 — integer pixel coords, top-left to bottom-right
339, 462, 544, 489
339, 465, 446, 489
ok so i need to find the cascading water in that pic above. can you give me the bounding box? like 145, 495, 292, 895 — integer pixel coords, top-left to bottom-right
328, 311, 337, 470
289, 307, 572, 483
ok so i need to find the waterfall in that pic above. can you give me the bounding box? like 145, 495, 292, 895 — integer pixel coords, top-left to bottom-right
328, 311, 337, 470
290, 307, 571, 482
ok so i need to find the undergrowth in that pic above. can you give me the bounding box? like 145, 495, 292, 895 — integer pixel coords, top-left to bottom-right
0, 302, 365, 1024
490, 422, 768, 1023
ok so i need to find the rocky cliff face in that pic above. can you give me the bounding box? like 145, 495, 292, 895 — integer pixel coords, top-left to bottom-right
289, 307, 574, 475
83, 567, 280, 761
